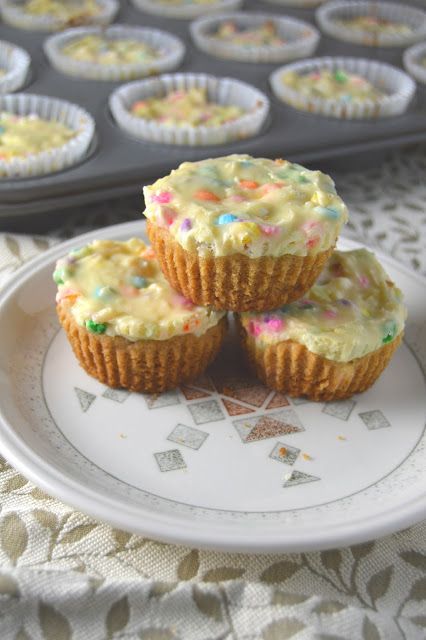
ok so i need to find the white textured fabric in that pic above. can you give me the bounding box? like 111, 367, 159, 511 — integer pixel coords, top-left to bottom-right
0, 144, 425, 640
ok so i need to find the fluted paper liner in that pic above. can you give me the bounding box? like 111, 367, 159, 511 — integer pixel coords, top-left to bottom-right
236, 314, 404, 402
404, 42, 426, 86
0, 93, 95, 179
44, 25, 185, 81
58, 304, 228, 394
270, 56, 415, 119
0, 0, 119, 32
190, 12, 319, 64
130, 0, 242, 19
316, 1, 426, 48
109, 72, 269, 146
146, 221, 335, 312
260, 0, 327, 8
0, 40, 30, 94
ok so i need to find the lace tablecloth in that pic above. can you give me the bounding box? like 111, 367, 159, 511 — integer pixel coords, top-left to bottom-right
0, 145, 425, 640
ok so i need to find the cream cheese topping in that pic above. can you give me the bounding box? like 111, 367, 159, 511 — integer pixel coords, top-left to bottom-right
54, 238, 226, 341
281, 69, 386, 103
143, 154, 348, 259
61, 35, 162, 65
130, 87, 246, 129
239, 248, 406, 362
0, 112, 77, 159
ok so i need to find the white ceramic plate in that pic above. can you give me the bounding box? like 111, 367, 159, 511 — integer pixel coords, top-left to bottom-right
0, 221, 425, 553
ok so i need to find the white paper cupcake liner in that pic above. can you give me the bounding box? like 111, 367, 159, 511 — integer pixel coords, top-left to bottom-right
269, 57, 416, 119
109, 73, 270, 146
0, 0, 119, 32
190, 13, 320, 63
0, 41, 30, 94
130, 0, 242, 20
0, 93, 95, 178
316, 1, 426, 48
44, 25, 185, 81
260, 0, 327, 8
403, 42, 426, 86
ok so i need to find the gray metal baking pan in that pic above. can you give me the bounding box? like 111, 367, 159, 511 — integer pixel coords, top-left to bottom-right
0, 0, 425, 217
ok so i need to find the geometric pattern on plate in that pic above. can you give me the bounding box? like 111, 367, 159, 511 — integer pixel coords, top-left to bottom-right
74, 387, 96, 413
266, 392, 290, 410
167, 424, 209, 450
187, 399, 225, 425
154, 449, 186, 472
322, 399, 356, 421
180, 386, 211, 401
233, 409, 304, 443
190, 374, 215, 392
221, 398, 255, 417
270, 441, 300, 466
224, 386, 271, 408
283, 470, 320, 488
209, 366, 271, 407
102, 388, 130, 403
358, 410, 391, 430
143, 390, 180, 409
290, 397, 309, 406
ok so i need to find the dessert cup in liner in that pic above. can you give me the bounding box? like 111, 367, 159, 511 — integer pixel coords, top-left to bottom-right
236, 314, 404, 402
190, 12, 320, 63
269, 57, 416, 119
44, 25, 185, 81
316, 1, 426, 48
130, 0, 242, 20
109, 72, 270, 146
0, 40, 30, 93
0, 0, 119, 32
0, 93, 95, 179
58, 304, 228, 393
403, 42, 426, 86
146, 221, 336, 312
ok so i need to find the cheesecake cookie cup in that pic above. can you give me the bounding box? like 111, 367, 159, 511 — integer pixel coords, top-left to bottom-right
270, 57, 415, 119
55, 238, 227, 393
44, 25, 185, 81
109, 73, 269, 146
316, 1, 426, 48
144, 154, 348, 312
190, 13, 319, 63
236, 249, 406, 401
0, 0, 119, 32
0, 93, 95, 178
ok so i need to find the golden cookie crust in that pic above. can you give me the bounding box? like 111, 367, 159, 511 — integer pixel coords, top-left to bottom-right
146, 220, 335, 312
58, 304, 227, 393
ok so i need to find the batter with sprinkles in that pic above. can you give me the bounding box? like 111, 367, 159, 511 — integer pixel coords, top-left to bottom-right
143, 153, 348, 311
0, 112, 77, 160
280, 69, 386, 104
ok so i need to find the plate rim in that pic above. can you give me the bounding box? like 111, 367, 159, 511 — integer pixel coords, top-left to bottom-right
0, 219, 425, 553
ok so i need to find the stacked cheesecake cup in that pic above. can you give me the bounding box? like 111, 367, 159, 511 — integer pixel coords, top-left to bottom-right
142, 154, 405, 401
56, 153, 406, 402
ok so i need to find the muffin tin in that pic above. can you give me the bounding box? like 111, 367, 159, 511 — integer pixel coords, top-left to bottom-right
0, 0, 426, 217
